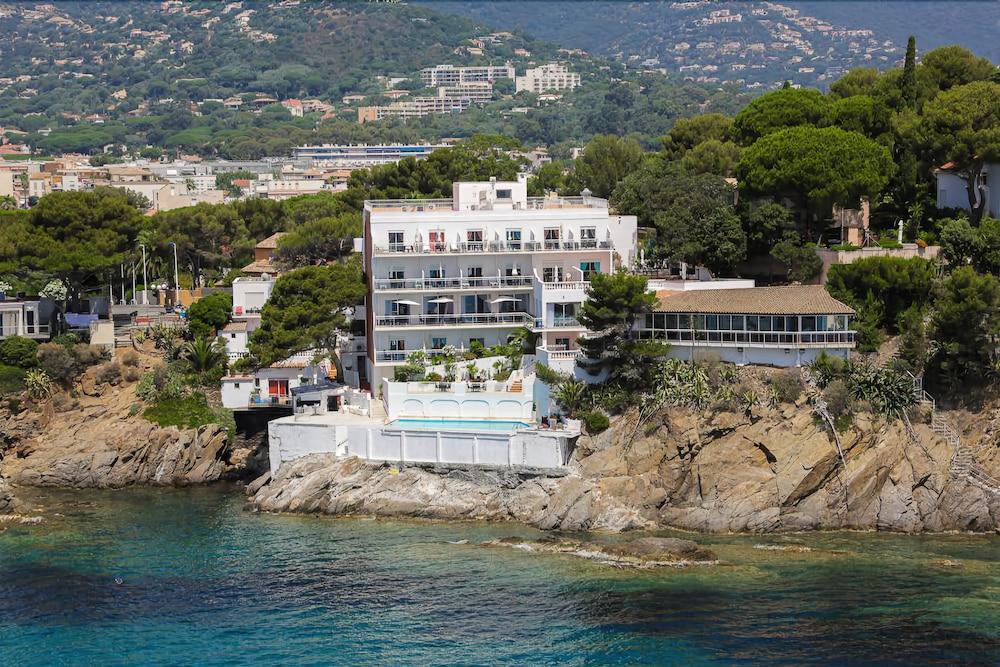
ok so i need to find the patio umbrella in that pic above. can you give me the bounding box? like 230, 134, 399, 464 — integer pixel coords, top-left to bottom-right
490, 296, 517, 304
428, 297, 453, 303
396, 299, 420, 306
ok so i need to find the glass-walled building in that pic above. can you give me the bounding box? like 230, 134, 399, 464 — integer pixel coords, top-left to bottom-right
638, 285, 855, 366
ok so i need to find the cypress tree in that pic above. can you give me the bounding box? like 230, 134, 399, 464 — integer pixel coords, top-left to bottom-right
901, 36, 917, 109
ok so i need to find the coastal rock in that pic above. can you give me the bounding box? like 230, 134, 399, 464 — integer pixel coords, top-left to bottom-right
251, 404, 1000, 534
0, 474, 19, 513
480, 535, 717, 568
0, 349, 263, 489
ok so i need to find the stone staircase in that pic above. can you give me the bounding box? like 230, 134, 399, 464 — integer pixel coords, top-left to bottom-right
910, 376, 1000, 497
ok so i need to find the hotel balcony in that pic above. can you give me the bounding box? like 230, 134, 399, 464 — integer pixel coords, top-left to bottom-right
366, 195, 606, 214
638, 329, 857, 348
372, 276, 534, 291
373, 239, 612, 256
374, 312, 536, 329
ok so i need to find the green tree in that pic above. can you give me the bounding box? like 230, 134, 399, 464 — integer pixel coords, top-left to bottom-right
930, 266, 1000, 389
654, 205, 746, 275
576, 271, 667, 388
661, 113, 732, 158
829, 68, 880, 99
183, 337, 228, 374
826, 256, 937, 333
920, 45, 997, 92
738, 126, 894, 234
186, 292, 232, 339
527, 162, 569, 196
571, 134, 645, 198
900, 36, 918, 110
249, 258, 366, 366
743, 202, 796, 257
731, 88, 828, 144
940, 216, 1000, 274
0, 336, 38, 368
680, 139, 742, 177
771, 234, 822, 283
917, 81, 1000, 222
274, 214, 360, 270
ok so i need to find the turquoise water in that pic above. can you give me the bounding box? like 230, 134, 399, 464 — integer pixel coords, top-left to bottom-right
1, 486, 998, 665
391, 418, 530, 432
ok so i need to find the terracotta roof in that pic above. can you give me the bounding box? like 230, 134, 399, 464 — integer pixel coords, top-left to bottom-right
240, 258, 277, 274
222, 321, 247, 332
255, 232, 286, 249
655, 286, 855, 316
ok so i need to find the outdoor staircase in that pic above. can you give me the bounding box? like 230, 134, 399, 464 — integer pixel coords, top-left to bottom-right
370, 396, 387, 420
508, 379, 523, 393
910, 376, 1000, 497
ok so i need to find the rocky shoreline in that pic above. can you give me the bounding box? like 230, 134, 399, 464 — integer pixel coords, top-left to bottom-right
248, 405, 1000, 534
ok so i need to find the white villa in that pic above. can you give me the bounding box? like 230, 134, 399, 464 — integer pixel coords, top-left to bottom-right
222, 275, 275, 360
0, 296, 56, 340
361, 175, 638, 391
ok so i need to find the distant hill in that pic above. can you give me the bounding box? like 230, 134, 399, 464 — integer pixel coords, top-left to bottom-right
428, 1, 999, 90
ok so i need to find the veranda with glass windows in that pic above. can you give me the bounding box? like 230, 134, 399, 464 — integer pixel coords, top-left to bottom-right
639, 312, 855, 347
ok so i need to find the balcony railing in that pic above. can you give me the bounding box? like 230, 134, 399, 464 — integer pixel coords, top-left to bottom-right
538, 346, 583, 361
638, 329, 857, 347
366, 195, 607, 212
248, 395, 292, 408
0, 324, 50, 338
373, 240, 611, 255
372, 276, 534, 290
551, 317, 581, 328
542, 280, 589, 290
374, 312, 535, 328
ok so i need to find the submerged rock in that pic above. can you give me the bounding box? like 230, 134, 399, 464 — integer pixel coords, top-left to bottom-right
480, 535, 718, 568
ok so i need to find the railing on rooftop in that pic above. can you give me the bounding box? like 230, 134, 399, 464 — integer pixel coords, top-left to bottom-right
637, 329, 856, 346
373, 240, 611, 255
372, 276, 534, 291
374, 312, 535, 328
365, 195, 607, 212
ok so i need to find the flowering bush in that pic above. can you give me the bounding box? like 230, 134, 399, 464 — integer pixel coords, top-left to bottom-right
0, 280, 12, 294
38, 280, 68, 301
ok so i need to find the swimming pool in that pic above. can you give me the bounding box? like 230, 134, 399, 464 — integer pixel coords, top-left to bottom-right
389, 418, 531, 432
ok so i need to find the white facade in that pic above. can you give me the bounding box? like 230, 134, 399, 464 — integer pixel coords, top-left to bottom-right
515, 63, 581, 93
291, 144, 448, 167
420, 64, 515, 86
383, 377, 534, 421
936, 163, 998, 218
232, 276, 275, 320
362, 177, 638, 390
437, 82, 494, 104
221, 355, 327, 410
0, 170, 14, 200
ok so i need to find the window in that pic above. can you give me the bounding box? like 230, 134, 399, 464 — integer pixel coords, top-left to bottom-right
543, 266, 564, 283
428, 230, 445, 252
469, 337, 485, 348
580, 227, 597, 247
504, 264, 521, 277
466, 230, 484, 249
467, 266, 483, 278
268, 379, 289, 397
231, 333, 237, 339
428, 267, 445, 279
234, 383, 240, 389
497, 188, 512, 199
553, 303, 577, 325
580, 261, 601, 280
555, 337, 570, 349
506, 229, 521, 249
544, 228, 561, 249
389, 269, 404, 288
25, 310, 34, 334
388, 231, 404, 251
464, 294, 488, 314
431, 337, 447, 349
389, 339, 405, 351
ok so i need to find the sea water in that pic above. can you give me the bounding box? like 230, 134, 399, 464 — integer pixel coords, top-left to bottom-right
0, 486, 996, 665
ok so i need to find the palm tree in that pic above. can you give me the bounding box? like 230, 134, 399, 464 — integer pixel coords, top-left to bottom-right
554, 379, 586, 417
0, 195, 17, 210
183, 337, 227, 373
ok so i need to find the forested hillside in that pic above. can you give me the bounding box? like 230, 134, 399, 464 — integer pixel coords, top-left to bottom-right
0, 1, 750, 156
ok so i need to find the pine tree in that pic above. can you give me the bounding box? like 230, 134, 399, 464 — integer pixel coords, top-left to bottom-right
901, 36, 917, 109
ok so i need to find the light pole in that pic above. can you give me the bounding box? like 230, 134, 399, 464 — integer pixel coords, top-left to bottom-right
139, 243, 149, 305
168, 241, 180, 292
131, 261, 136, 305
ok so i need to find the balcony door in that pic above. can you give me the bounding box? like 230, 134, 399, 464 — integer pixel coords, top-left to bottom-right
268, 379, 289, 397
429, 230, 446, 252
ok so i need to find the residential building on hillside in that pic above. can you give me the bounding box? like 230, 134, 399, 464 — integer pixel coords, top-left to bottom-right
361, 176, 638, 390
0, 169, 14, 200
638, 285, 855, 366
515, 63, 581, 93
936, 162, 998, 219
357, 95, 473, 123
241, 232, 286, 276
419, 64, 514, 86
436, 82, 494, 104
0, 295, 58, 339
291, 144, 448, 167
223, 274, 277, 360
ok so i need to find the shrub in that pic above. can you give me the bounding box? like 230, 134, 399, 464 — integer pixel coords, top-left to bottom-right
122, 366, 142, 383
50, 333, 80, 348
121, 350, 141, 367
36, 342, 76, 383
143, 394, 235, 437
73, 343, 108, 368
136, 363, 185, 403
95, 361, 121, 385
582, 409, 610, 434
823, 378, 853, 419
0, 336, 38, 368
424, 371, 443, 382
811, 351, 847, 386
187, 292, 233, 339
0, 364, 26, 395
6, 397, 23, 414
127, 402, 143, 417
770, 369, 803, 403
51, 392, 76, 412
24, 368, 53, 399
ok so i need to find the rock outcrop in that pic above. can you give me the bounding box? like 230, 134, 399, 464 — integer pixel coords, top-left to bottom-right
250, 404, 1000, 534
0, 474, 19, 513
480, 535, 718, 568
0, 352, 262, 489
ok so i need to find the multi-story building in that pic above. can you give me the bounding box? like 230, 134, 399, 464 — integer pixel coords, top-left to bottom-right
515, 63, 582, 93
419, 64, 515, 87
357, 95, 473, 123
291, 144, 448, 167
361, 176, 638, 389
436, 82, 494, 104
0, 169, 13, 200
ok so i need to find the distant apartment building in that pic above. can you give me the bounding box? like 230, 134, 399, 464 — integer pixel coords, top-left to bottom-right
436, 81, 494, 104
419, 64, 514, 87
515, 63, 581, 93
361, 176, 637, 389
291, 144, 448, 167
358, 94, 473, 123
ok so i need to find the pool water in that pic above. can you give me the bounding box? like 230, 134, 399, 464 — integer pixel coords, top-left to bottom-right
390, 418, 531, 432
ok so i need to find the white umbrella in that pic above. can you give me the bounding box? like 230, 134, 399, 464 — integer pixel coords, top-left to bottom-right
396, 299, 420, 306
491, 296, 517, 303
428, 297, 453, 303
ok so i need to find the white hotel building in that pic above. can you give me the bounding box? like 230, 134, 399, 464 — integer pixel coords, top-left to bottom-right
361, 176, 637, 390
